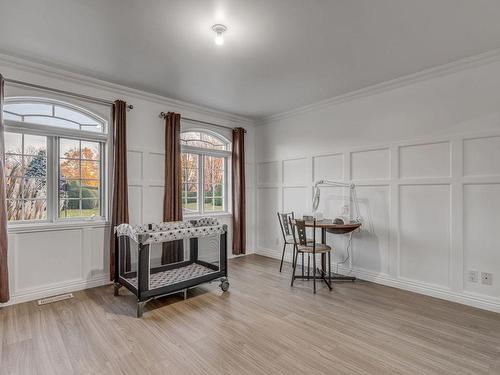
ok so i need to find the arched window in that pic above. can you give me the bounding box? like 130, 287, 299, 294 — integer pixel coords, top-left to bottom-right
180, 130, 231, 215
4, 98, 106, 133
3, 97, 107, 223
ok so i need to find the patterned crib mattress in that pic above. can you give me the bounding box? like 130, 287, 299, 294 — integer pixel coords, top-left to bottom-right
115, 218, 225, 244
127, 263, 218, 290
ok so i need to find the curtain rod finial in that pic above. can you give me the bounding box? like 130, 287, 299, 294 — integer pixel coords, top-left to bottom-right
159, 112, 167, 119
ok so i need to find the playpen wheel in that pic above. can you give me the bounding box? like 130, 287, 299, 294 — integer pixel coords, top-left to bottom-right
220, 279, 230, 292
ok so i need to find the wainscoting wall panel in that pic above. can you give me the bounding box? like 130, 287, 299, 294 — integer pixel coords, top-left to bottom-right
313, 153, 344, 182
351, 148, 390, 180
463, 136, 500, 177
283, 158, 308, 186
399, 142, 451, 178
255, 130, 500, 313
399, 184, 451, 287
463, 183, 500, 298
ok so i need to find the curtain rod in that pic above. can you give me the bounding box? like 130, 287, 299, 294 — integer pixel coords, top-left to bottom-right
4, 78, 133, 110
159, 111, 246, 132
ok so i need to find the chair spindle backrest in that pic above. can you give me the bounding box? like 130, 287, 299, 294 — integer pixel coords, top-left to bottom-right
277, 212, 294, 240
292, 219, 309, 246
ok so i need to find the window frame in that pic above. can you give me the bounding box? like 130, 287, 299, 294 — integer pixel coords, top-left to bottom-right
4, 97, 109, 228
180, 129, 231, 216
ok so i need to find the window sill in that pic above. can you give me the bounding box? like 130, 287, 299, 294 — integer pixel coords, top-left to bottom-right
7, 220, 110, 234
183, 212, 232, 220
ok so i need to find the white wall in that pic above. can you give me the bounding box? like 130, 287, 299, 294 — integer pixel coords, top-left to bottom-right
0, 54, 256, 306
255, 57, 500, 312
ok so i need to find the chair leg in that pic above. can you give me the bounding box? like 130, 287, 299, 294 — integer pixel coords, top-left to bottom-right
279, 243, 287, 272
313, 252, 316, 294
328, 251, 332, 287
307, 255, 310, 278
301, 252, 304, 277
291, 249, 298, 287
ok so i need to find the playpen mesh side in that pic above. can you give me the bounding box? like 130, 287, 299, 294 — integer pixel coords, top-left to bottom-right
127, 263, 216, 289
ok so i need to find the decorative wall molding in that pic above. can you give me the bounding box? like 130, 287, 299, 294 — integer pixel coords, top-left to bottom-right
256, 129, 500, 313
259, 48, 500, 125
0, 52, 256, 128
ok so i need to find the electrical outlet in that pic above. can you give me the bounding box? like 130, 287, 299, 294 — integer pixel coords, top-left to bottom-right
468, 270, 478, 283
481, 272, 493, 286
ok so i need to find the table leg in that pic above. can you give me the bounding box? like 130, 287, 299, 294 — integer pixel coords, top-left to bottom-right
320, 228, 356, 283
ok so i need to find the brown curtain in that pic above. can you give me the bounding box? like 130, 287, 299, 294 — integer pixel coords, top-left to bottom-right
162, 112, 183, 264
232, 127, 246, 255
0, 75, 9, 302
109, 100, 129, 281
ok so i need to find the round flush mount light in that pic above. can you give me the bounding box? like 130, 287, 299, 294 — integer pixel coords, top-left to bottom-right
212, 24, 227, 46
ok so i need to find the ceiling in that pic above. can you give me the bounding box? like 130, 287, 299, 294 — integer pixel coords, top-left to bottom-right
1, 0, 500, 120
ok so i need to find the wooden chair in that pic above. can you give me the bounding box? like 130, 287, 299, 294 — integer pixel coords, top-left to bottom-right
289, 218, 332, 293
277, 212, 314, 272
277, 212, 296, 272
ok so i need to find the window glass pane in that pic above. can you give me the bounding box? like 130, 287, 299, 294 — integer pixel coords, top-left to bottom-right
23, 199, 47, 220
7, 200, 22, 221
60, 138, 80, 159
4, 112, 22, 121
59, 199, 80, 218
81, 141, 100, 160
23, 178, 47, 199
82, 161, 100, 180
5, 133, 49, 222
6, 178, 22, 200
204, 156, 224, 185
185, 198, 198, 213
5, 155, 22, 177
81, 199, 100, 218
60, 159, 81, 179
23, 134, 47, 155
82, 179, 100, 191
54, 106, 100, 126
181, 131, 227, 150
4, 132, 22, 154
182, 153, 198, 183
3, 100, 106, 133
4, 102, 52, 116
24, 116, 80, 130
59, 180, 81, 199
24, 155, 47, 178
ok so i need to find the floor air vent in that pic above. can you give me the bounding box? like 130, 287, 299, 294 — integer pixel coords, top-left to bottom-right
37, 293, 74, 305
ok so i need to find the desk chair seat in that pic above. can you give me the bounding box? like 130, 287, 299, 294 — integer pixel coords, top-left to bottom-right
297, 243, 331, 253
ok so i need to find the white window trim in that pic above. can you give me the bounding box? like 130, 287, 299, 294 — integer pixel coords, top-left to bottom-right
181, 130, 232, 217
4, 100, 111, 230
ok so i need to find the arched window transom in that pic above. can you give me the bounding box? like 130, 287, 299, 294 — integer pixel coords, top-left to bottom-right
4, 98, 106, 133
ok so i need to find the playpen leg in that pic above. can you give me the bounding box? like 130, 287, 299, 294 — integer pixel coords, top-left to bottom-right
137, 301, 146, 318
183, 289, 188, 300
113, 283, 122, 296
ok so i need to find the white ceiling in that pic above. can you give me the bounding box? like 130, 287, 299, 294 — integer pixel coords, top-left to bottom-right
1, 0, 500, 119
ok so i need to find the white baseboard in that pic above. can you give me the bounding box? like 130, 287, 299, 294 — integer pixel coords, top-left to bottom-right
1, 251, 257, 307
1, 275, 112, 307
255, 247, 500, 314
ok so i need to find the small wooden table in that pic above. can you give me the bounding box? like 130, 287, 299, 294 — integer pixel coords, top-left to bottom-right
301, 220, 361, 284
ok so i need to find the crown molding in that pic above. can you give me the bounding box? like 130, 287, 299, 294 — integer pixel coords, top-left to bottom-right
0, 52, 256, 127
259, 48, 500, 125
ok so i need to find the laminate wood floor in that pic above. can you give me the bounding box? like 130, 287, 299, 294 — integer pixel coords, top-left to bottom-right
1, 254, 499, 375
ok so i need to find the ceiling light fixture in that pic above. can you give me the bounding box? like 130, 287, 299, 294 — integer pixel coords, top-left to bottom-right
212, 24, 227, 46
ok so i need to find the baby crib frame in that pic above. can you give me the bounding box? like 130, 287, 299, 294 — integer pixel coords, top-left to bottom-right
114, 219, 229, 317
